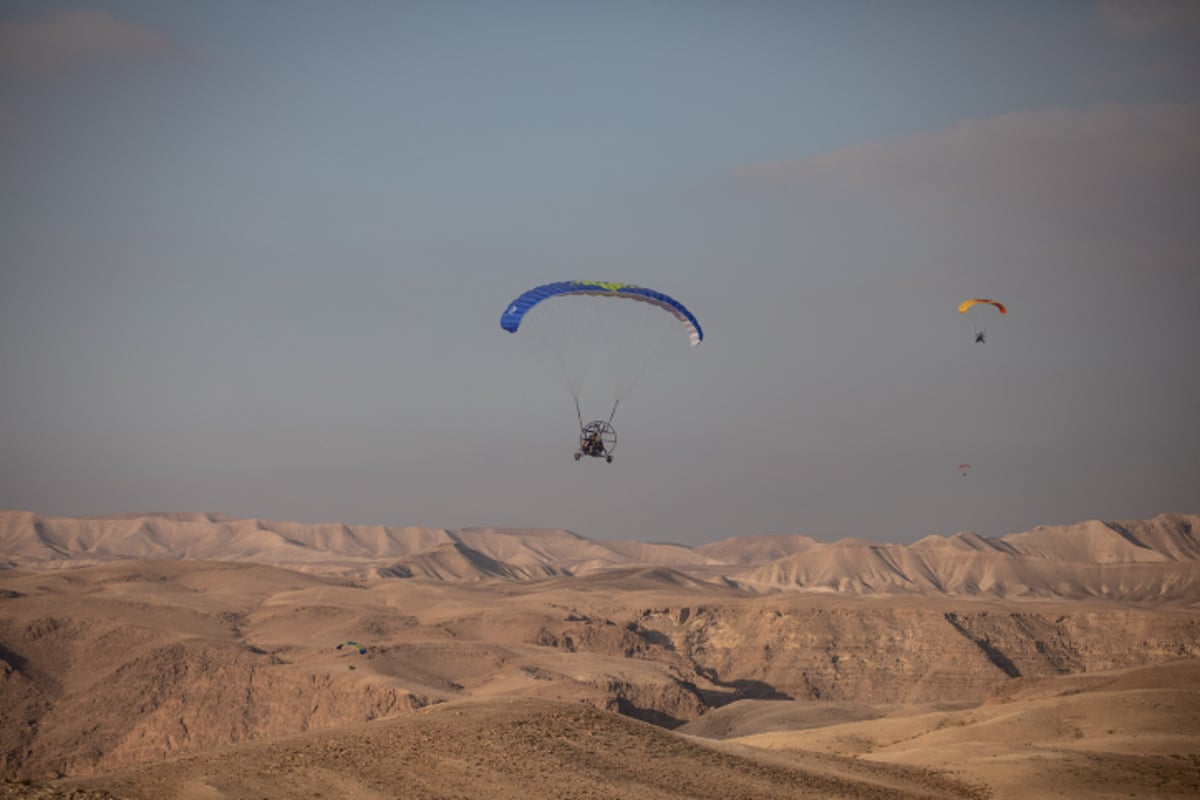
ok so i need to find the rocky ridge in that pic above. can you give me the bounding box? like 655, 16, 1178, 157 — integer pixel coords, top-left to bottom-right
1, 510, 1197, 602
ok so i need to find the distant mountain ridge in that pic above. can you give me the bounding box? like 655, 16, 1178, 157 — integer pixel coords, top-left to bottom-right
1, 510, 1197, 602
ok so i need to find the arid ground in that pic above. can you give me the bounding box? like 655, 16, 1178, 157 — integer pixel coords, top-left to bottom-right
2, 511, 1198, 798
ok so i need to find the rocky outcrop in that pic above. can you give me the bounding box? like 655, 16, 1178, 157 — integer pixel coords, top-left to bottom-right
0, 622, 424, 780
631, 603, 1200, 704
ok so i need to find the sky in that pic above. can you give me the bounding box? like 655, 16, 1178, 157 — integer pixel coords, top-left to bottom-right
2, 1, 1198, 546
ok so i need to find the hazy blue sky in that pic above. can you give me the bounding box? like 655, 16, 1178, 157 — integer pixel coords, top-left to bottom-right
2, 1, 1197, 545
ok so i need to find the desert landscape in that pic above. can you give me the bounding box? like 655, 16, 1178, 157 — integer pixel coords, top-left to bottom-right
7, 2, 1200, 798
2, 510, 1198, 798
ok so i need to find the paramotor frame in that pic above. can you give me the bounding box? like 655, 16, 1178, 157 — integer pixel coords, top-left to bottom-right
575, 419, 617, 462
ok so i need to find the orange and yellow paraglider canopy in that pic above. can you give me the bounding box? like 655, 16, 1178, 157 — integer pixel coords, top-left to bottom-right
957, 298, 1007, 314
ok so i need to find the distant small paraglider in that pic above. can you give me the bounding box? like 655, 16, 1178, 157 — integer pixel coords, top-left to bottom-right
336, 641, 367, 655
958, 298, 1006, 342
958, 463, 971, 477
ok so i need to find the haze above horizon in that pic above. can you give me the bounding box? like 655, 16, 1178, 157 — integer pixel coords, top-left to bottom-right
2, 2, 1197, 544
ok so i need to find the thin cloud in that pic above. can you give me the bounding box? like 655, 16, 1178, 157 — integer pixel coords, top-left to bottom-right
735, 104, 1200, 251
1097, 0, 1200, 38
0, 9, 175, 73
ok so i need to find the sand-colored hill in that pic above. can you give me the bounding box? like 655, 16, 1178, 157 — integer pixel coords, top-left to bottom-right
3, 510, 1197, 603
376, 541, 566, 581
49, 696, 987, 800
0, 512, 718, 580
734, 514, 1200, 601
0, 510, 452, 571
711, 660, 1200, 799
695, 534, 822, 565
736, 541, 1200, 601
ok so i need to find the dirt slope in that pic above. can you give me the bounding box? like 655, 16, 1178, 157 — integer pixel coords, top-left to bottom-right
59, 697, 986, 800
719, 660, 1200, 800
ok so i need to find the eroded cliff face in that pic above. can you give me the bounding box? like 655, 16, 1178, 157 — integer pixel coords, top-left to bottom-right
623, 604, 1200, 705
514, 598, 1200, 718
0, 620, 424, 780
